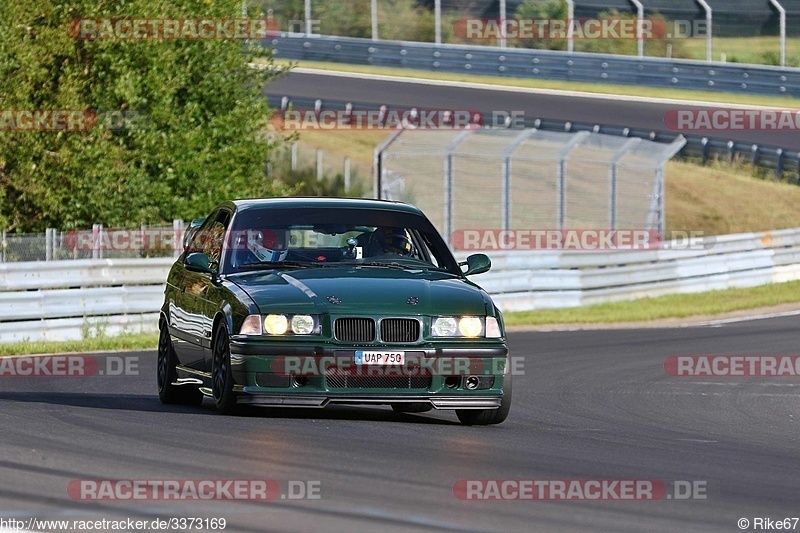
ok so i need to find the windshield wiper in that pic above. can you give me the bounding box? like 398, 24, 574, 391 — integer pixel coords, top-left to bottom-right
354, 261, 418, 270
238, 260, 315, 270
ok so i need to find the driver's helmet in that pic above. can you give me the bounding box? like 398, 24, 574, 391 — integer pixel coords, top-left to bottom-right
380, 227, 414, 256
245, 228, 289, 262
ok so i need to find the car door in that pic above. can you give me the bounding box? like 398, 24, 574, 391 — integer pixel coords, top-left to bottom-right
182, 209, 232, 372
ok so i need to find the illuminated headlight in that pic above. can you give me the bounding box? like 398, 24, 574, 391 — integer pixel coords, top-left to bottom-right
458, 317, 483, 337
264, 314, 289, 335
485, 317, 502, 338
262, 314, 319, 335
431, 317, 458, 337
432, 316, 500, 338
239, 315, 263, 335
290, 314, 315, 335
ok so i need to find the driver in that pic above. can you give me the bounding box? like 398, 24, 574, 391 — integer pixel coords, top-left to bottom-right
372, 227, 414, 257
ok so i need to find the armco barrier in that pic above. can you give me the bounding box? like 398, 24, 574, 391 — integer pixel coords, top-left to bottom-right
1, 229, 799, 342
460, 228, 800, 311
269, 35, 800, 98
0, 258, 172, 343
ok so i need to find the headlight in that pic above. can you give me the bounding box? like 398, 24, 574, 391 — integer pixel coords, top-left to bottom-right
239, 314, 263, 335
458, 317, 483, 337
261, 314, 319, 335
291, 314, 315, 335
431, 316, 500, 338
264, 314, 289, 335
431, 317, 458, 337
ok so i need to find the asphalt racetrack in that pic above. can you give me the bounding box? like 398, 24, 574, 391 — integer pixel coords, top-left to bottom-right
1, 315, 798, 532
266, 70, 798, 149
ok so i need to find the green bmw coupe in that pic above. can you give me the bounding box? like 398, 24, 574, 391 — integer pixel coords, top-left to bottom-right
158, 198, 511, 425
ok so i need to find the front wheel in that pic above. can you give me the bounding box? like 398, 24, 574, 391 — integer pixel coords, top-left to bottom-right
157, 322, 203, 406
211, 323, 237, 415
456, 373, 512, 426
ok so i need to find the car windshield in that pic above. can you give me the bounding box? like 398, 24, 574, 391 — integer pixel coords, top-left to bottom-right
223, 206, 460, 275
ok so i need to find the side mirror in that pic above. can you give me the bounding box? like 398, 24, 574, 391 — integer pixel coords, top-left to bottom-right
185, 252, 217, 275
463, 253, 491, 276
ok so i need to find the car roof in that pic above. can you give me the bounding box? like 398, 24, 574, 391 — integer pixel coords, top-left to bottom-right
228, 197, 424, 215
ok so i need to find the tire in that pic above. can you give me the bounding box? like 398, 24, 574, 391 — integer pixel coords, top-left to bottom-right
211, 322, 237, 415
391, 403, 433, 414
157, 322, 203, 406
456, 373, 512, 426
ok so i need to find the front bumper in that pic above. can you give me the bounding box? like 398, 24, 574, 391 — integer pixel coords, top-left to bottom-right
228, 340, 509, 409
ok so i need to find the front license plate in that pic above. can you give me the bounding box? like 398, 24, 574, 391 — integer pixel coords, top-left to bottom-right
355, 351, 405, 365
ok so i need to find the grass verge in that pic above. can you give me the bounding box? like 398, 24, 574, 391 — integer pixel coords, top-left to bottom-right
273, 59, 800, 109
504, 281, 800, 326
0, 332, 158, 357
682, 36, 800, 67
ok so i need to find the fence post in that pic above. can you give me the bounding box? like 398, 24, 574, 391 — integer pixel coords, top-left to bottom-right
444, 131, 473, 248
304, 0, 312, 36
499, 0, 507, 49
98, 224, 104, 259
45, 228, 53, 261
92, 224, 100, 259
291, 142, 298, 172
173, 219, 183, 258
556, 131, 589, 231
373, 130, 404, 199
316, 149, 323, 180
630, 0, 644, 57
502, 129, 537, 232
344, 157, 351, 193
566, 0, 574, 53
609, 138, 641, 230
696, 0, 713, 62
769, 0, 786, 67
1, 230, 6, 263
434, 0, 442, 45
371, 0, 378, 41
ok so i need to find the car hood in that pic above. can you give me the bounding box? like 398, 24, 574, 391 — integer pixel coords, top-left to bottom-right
228, 267, 489, 316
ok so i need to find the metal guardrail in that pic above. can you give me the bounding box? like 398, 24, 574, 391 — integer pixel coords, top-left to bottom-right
0, 258, 172, 343
458, 228, 800, 311
269, 95, 800, 180
2, 229, 800, 342
269, 35, 800, 98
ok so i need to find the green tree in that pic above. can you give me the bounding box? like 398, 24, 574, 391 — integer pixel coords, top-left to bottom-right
0, 0, 288, 232
515, 0, 568, 50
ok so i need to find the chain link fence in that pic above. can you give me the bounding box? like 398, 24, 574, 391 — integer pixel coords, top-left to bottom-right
1, 223, 183, 263
375, 127, 685, 249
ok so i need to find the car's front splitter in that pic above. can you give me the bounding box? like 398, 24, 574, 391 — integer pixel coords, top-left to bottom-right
236, 392, 503, 409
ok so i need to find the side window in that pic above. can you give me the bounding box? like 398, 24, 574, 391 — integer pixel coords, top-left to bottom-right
202, 211, 231, 264
187, 210, 219, 255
